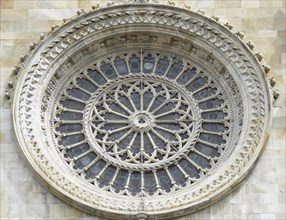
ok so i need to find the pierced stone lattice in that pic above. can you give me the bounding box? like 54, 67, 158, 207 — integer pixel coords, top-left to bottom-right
86, 76, 201, 169
12, 2, 272, 217
53, 49, 231, 196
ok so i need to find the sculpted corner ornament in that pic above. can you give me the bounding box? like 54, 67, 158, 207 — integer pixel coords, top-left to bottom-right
9, 2, 275, 220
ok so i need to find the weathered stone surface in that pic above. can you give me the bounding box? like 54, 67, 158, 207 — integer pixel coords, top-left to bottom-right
0, 0, 285, 219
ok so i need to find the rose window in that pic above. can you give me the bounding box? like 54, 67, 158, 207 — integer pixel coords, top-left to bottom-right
11, 2, 273, 219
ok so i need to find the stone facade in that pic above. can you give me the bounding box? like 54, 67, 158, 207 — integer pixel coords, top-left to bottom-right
1, 0, 285, 220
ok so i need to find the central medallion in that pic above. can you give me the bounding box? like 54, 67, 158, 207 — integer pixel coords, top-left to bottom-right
130, 111, 154, 131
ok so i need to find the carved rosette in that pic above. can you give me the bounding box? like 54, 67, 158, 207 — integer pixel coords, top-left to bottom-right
12, 3, 272, 220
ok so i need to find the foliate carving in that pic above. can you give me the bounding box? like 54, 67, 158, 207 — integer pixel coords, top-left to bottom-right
12, 3, 272, 220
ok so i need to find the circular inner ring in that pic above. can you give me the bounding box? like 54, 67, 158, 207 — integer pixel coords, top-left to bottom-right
83, 75, 202, 171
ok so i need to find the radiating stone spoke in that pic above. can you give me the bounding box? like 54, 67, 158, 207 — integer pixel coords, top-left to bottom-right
151, 91, 179, 114
91, 120, 129, 124
104, 91, 133, 115
154, 124, 177, 135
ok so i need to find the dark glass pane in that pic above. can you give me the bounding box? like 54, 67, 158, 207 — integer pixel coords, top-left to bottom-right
155, 102, 175, 115
129, 54, 140, 73
98, 166, 117, 187
104, 112, 127, 121
155, 56, 170, 75
60, 99, 85, 111
202, 111, 226, 120
129, 172, 141, 195
101, 123, 128, 134
113, 170, 128, 192
143, 133, 153, 156
130, 133, 140, 155
157, 169, 172, 192
199, 133, 226, 145
130, 90, 140, 110
194, 143, 220, 158
73, 152, 97, 170
104, 102, 129, 116
143, 89, 153, 110
65, 143, 90, 159
58, 134, 85, 146
193, 87, 217, 100
57, 111, 82, 120
178, 159, 200, 178
143, 54, 155, 73
166, 61, 183, 79
169, 165, 186, 186
198, 99, 224, 110
144, 172, 156, 194
202, 123, 228, 132
149, 131, 166, 151
149, 95, 166, 112
108, 128, 129, 142
66, 88, 90, 101
117, 132, 135, 150
85, 159, 106, 179
118, 95, 135, 112
153, 127, 176, 141
87, 69, 107, 85
114, 57, 128, 75
177, 67, 197, 85
187, 152, 211, 169
56, 123, 82, 133
76, 78, 98, 93
186, 77, 208, 92
156, 123, 180, 131
100, 62, 117, 79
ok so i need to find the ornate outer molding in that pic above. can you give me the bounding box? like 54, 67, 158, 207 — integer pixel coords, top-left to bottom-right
10, 3, 273, 220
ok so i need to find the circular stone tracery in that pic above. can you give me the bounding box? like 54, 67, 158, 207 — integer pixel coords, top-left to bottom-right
12, 3, 272, 219
53, 49, 235, 196
84, 76, 202, 170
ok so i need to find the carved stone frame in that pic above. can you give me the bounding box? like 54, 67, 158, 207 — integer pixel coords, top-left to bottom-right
12, 3, 272, 220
